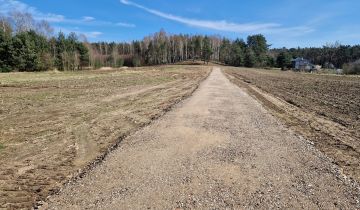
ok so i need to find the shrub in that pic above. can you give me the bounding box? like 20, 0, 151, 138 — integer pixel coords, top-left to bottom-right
115, 58, 124, 68
123, 55, 142, 67
0, 66, 12, 72
93, 58, 102, 69
132, 56, 141, 67
276, 52, 292, 70
343, 60, 360, 75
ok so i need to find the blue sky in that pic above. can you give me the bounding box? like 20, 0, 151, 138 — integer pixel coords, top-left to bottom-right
1, 0, 360, 48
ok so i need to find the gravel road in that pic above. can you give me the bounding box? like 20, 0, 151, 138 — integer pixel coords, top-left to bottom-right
46, 68, 359, 209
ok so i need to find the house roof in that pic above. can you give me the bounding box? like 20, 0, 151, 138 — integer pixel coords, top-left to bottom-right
291, 57, 309, 62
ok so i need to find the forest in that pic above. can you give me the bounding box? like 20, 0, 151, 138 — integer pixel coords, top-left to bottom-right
1, 12, 360, 73
271, 44, 360, 71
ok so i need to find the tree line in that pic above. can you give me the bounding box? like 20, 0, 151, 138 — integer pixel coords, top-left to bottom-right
271, 43, 360, 70
0, 12, 90, 72
88, 31, 269, 68
88, 30, 221, 68
1, 12, 360, 74
0, 12, 271, 71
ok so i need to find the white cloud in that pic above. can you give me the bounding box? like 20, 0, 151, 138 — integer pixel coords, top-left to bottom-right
116, 22, 136, 28
0, 0, 65, 22
82, 16, 95, 22
120, 0, 313, 35
86, 31, 103, 38
0, 0, 135, 28
0, 0, 136, 39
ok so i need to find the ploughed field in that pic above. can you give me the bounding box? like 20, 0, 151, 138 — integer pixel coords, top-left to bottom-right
224, 67, 360, 183
0, 65, 210, 209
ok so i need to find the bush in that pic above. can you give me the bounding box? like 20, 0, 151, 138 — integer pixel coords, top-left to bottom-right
343, 60, 360, 75
123, 55, 142, 67
276, 52, 292, 69
132, 57, 141, 67
93, 58, 102, 69
115, 58, 124, 68
0, 65, 12, 72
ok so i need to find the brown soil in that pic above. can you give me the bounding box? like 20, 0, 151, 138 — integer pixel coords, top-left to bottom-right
224, 67, 360, 183
0, 65, 210, 209
46, 68, 359, 209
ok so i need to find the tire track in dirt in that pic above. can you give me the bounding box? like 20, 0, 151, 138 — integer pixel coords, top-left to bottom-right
46, 68, 360, 209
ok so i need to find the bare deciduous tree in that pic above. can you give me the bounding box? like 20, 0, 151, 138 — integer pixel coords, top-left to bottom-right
10, 11, 35, 33
36, 20, 54, 38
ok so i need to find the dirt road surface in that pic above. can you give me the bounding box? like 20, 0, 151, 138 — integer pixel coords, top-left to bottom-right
46, 68, 360, 209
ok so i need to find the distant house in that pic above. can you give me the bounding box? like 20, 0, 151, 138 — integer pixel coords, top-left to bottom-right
292, 57, 314, 71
